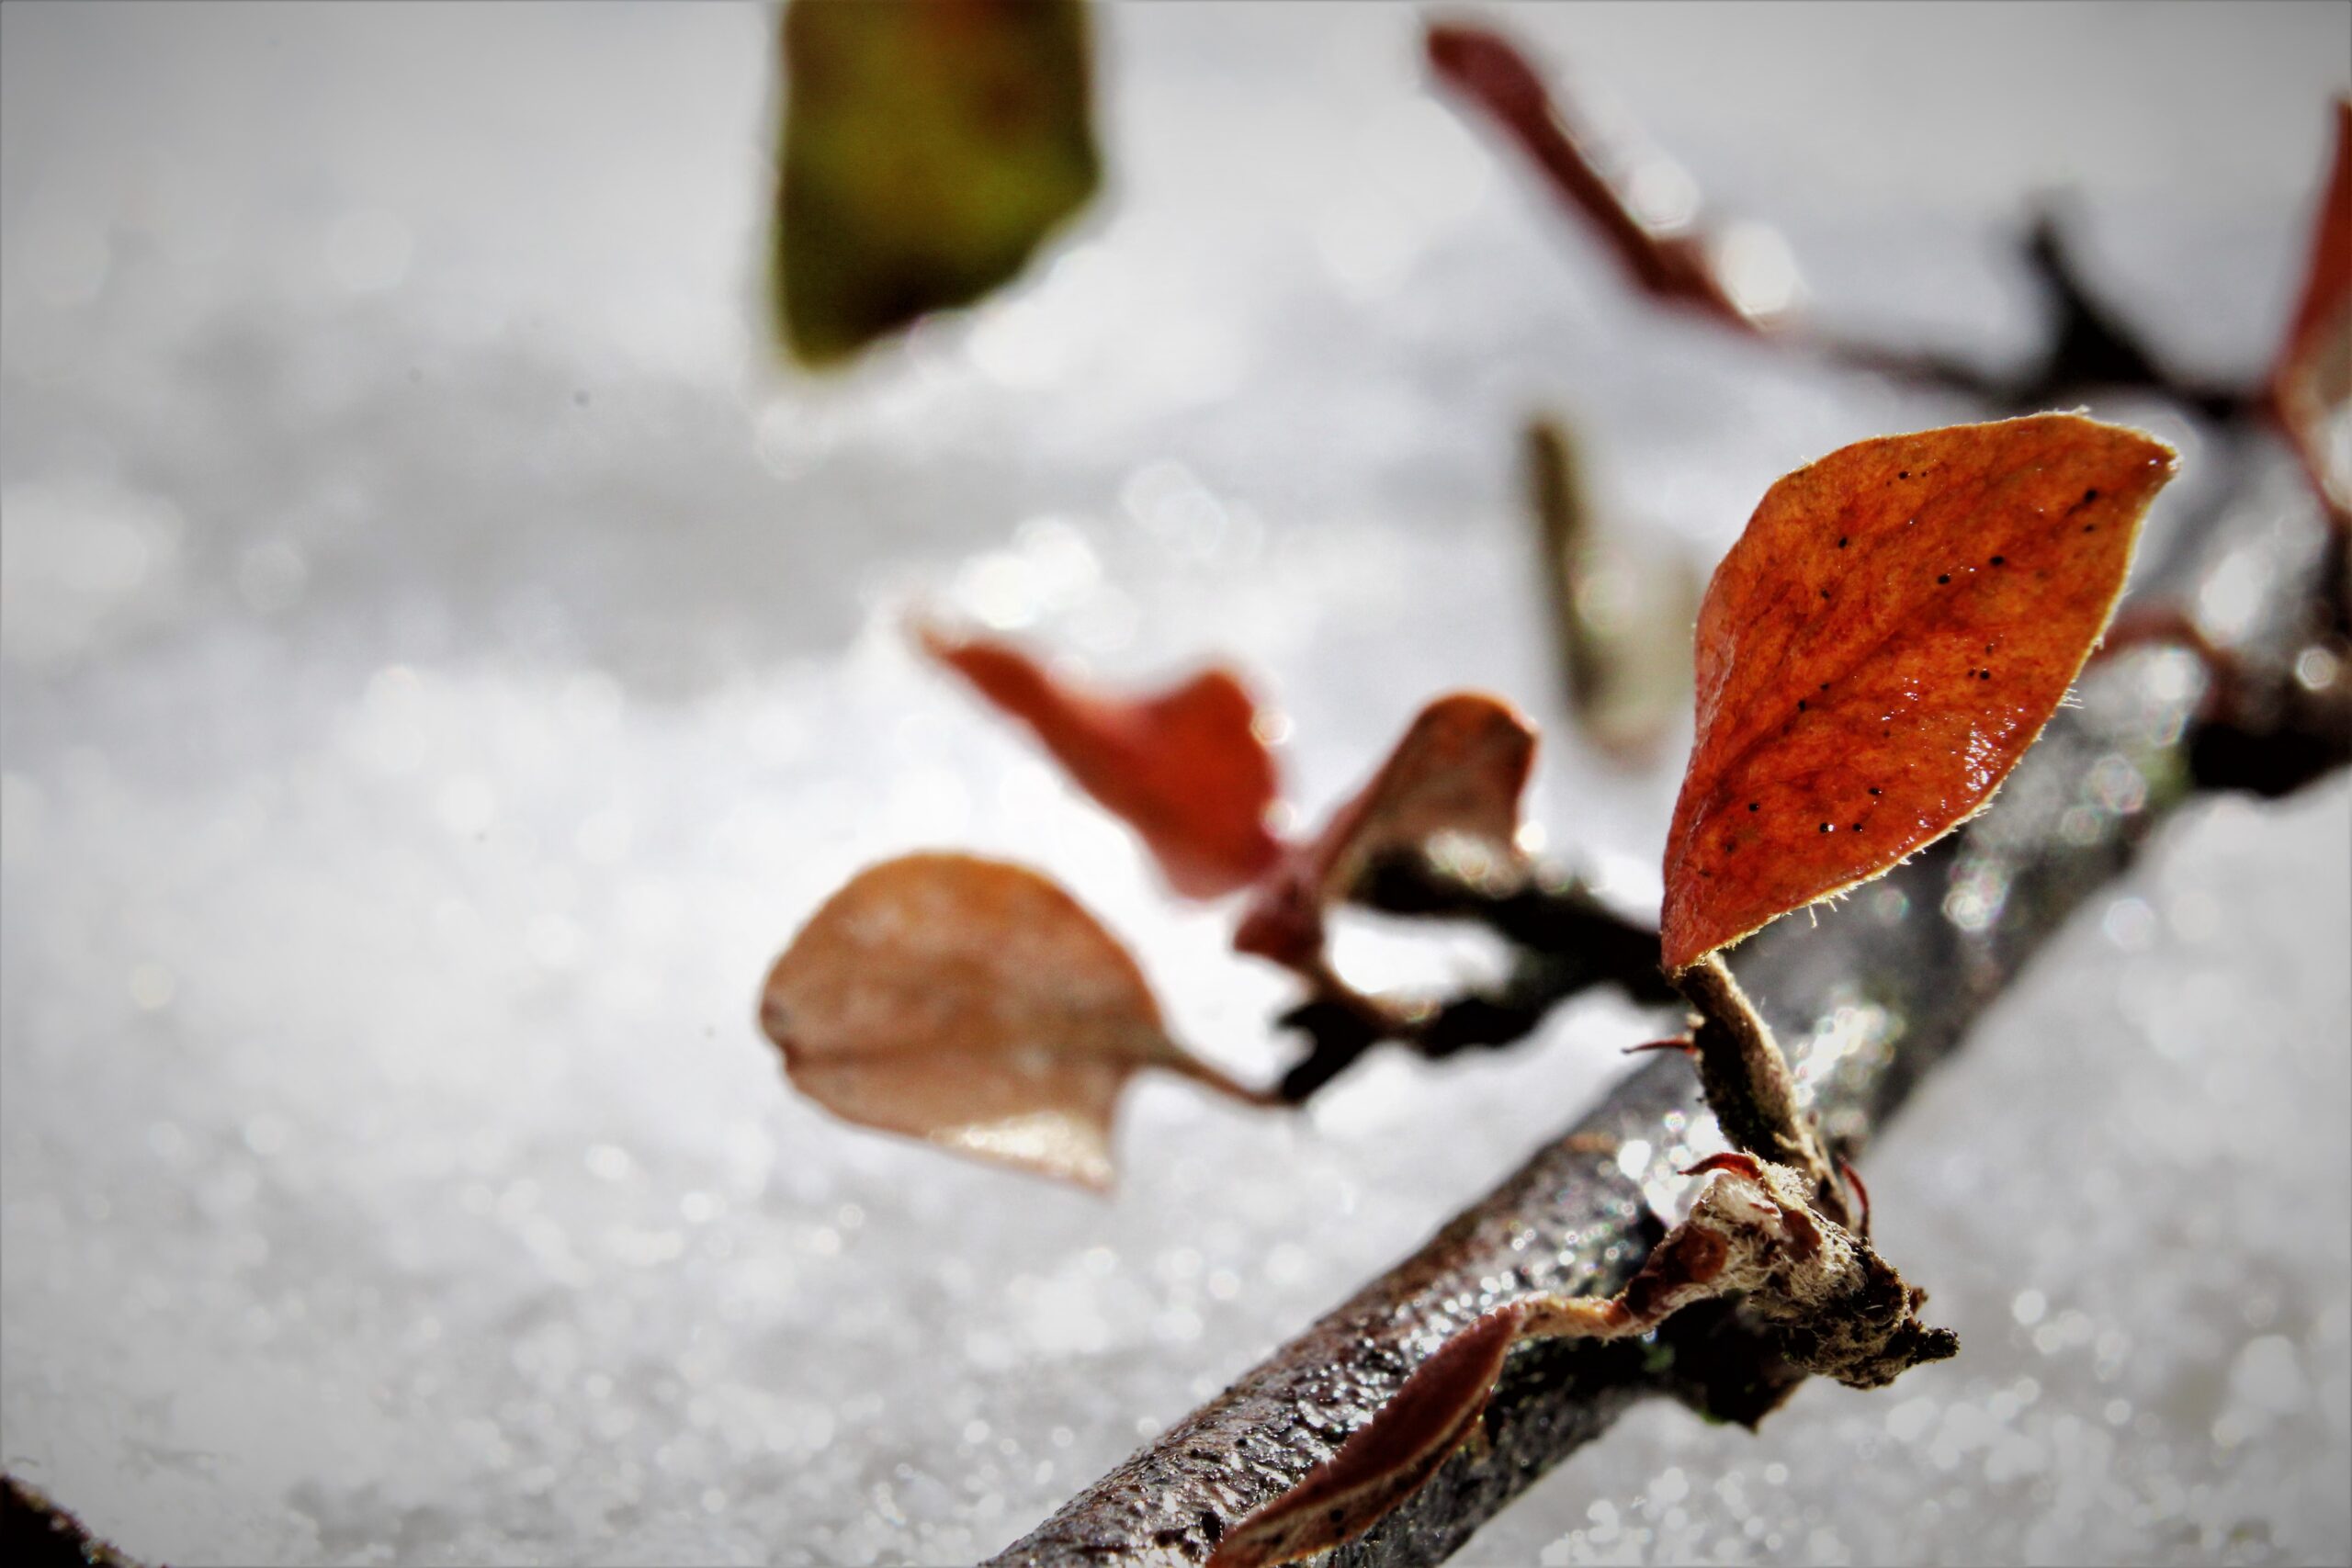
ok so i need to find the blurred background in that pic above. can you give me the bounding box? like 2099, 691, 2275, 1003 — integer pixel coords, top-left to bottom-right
2, 3, 2346, 1563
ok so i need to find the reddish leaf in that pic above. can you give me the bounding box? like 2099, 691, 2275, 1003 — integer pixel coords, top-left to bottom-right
759, 853, 1263, 1190
2269, 98, 2352, 527
1208, 1305, 1527, 1568
919, 625, 1283, 898
1235, 694, 1535, 969
1426, 22, 1787, 333
1658, 415, 2177, 973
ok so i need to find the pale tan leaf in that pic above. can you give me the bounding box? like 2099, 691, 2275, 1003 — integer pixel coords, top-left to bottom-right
760, 853, 1262, 1190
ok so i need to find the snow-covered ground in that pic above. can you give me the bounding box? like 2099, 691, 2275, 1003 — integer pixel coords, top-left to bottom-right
3, 4, 2346, 1563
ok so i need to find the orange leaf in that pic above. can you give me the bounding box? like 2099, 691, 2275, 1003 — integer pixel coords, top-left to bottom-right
759, 853, 1262, 1190
920, 625, 1283, 898
1235, 694, 1535, 969
1208, 1305, 1527, 1568
1658, 415, 2176, 974
2269, 98, 2352, 528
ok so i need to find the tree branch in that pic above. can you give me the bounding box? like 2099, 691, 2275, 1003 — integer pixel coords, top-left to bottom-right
983, 465, 2337, 1567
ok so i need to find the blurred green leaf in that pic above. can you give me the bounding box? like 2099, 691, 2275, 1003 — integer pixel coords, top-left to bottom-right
775, 0, 1100, 367
1525, 415, 1696, 766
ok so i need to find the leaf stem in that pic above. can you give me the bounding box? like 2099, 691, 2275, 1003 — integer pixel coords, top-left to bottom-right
1159, 1044, 1289, 1110
1673, 953, 1842, 1220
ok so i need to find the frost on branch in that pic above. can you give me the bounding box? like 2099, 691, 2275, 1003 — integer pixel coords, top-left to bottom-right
758, 853, 1264, 1190
1658, 414, 2176, 972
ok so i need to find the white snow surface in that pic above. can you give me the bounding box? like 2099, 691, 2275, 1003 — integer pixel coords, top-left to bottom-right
2, 4, 2346, 1564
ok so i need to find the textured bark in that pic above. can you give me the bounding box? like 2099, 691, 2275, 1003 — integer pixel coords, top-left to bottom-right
984, 460, 2336, 1567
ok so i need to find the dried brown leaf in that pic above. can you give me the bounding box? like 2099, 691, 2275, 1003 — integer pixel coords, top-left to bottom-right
760, 853, 1262, 1190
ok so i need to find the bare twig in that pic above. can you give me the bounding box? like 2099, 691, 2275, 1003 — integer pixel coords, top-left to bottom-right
1272, 858, 1674, 1103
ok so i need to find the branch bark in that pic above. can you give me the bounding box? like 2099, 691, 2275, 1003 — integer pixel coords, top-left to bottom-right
983, 453, 2338, 1567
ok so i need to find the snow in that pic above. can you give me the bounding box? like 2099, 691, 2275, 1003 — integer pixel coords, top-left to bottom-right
3, 4, 2346, 1564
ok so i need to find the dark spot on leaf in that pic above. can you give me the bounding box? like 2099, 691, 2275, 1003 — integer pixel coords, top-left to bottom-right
1852, 822, 1864, 831
1748, 801, 1759, 811
1838, 536, 1849, 548
1937, 573, 1951, 584
1869, 787, 1882, 795
1991, 555, 2006, 566
2084, 488, 2099, 502
1819, 822, 1831, 832
1797, 699, 1807, 712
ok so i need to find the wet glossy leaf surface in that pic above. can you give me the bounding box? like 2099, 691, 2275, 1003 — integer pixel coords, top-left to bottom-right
760, 853, 1235, 1190
921, 625, 1283, 898
1236, 694, 1535, 968
775, 0, 1099, 367
2271, 98, 2352, 525
1658, 415, 2176, 972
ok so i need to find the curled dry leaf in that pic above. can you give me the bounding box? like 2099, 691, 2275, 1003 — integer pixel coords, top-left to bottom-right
919, 624, 1283, 898
774, 0, 1099, 367
1216, 1156, 1959, 1565
1658, 414, 2176, 973
1425, 21, 1788, 333
759, 853, 1262, 1190
2269, 98, 2352, 527
1207, 1306, 1527, 1568
1235, 694, 1537, 970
